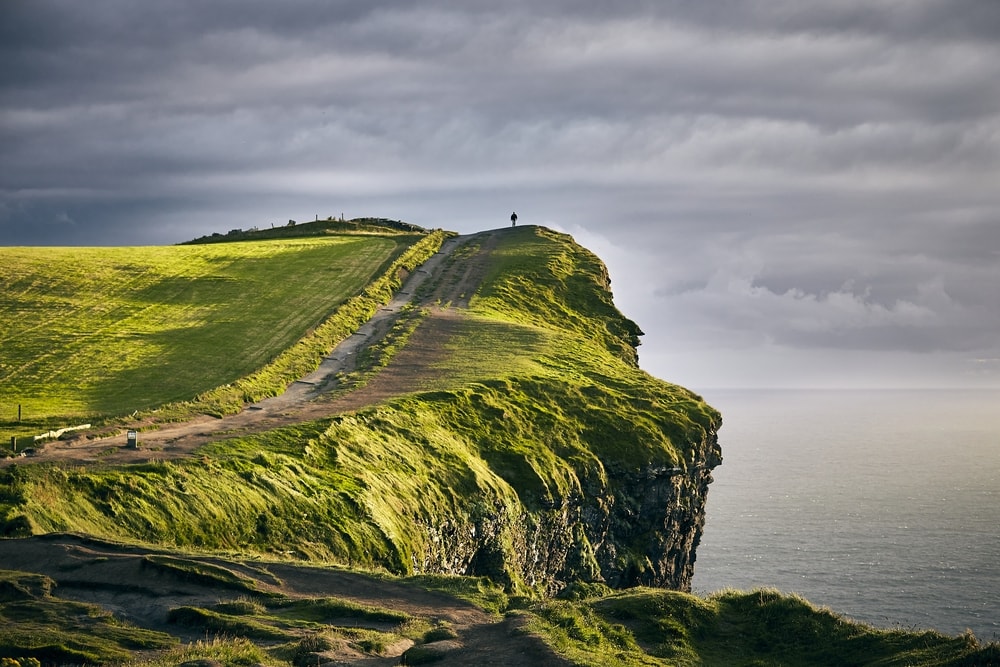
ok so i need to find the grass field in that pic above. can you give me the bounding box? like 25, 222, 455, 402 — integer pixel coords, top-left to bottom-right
0, 233, 423, 440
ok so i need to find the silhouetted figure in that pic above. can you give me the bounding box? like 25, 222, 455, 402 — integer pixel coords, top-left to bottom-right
511, 211, 518, 227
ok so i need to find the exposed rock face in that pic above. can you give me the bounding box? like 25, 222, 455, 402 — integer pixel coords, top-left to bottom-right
414, 422, 722, 595
597, 429, 723, 591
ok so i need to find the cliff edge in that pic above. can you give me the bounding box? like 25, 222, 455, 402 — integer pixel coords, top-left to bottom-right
1, 225, 721, 596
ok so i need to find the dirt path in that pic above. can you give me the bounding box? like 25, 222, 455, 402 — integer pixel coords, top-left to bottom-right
11, 230, 506, 467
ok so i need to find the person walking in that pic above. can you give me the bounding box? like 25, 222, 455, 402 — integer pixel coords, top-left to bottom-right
510, 211, 518, 227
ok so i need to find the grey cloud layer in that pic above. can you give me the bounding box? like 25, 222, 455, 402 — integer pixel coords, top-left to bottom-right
2, 0, 999, 385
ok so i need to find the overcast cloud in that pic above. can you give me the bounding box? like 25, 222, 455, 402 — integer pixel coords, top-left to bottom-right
2, 0, 999, 389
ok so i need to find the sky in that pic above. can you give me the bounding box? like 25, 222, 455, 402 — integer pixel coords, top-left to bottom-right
2, 1, 999, 390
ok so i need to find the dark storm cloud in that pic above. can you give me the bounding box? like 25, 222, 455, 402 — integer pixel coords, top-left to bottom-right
2, 0, 999, 386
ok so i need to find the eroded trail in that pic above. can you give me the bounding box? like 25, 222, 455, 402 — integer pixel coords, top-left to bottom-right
14, 230, 503, 466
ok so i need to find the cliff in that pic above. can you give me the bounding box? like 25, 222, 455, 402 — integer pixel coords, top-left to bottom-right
1, 225, 721, 596
364, 373, 722, 594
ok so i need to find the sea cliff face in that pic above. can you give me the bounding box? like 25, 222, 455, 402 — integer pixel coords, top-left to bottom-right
598, 433, 723, 591
410, 405, 722, 594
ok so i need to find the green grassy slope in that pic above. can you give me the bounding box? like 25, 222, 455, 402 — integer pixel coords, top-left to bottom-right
1, 238, 393, 414
471, 226, 643, 366
0, 227, 444, 441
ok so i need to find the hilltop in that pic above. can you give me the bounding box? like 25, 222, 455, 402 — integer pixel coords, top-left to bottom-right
0, 222, 995, 666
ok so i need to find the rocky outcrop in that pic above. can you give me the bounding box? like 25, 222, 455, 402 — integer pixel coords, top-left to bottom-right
410, 417, 722, 595
597, 431, 723, 591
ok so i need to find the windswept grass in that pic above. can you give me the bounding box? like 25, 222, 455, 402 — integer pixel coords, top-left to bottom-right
267, 596, 411, 626
2, 226, 717, 594
403, 574, 510, 616
471, 226, 643, 366
165, 595, 423, 660
167, 605, 293, 641
0, 225, 990, 666
524, 587, 1000, 667
0, 233, 713, 667
429, 315, 558, 386
131, 637, 273, 667
173, 230, 446, 419
142, 555, 261, 592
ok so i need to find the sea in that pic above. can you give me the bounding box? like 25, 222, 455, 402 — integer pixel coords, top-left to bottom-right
690, 388, 1000, 642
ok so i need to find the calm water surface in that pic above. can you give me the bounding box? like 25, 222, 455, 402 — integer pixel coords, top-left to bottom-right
691, 389, 1000, 641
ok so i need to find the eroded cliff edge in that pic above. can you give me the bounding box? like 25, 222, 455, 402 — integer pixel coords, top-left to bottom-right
415, 410, 722, 594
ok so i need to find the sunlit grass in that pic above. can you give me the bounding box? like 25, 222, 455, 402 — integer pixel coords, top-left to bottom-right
0, 237, 401, 419
3, 226, 717, 592
0, 230, 447, 442
425, 314, 558, 387
524, 587, 1000, 667
0, 226, 992, 666
471, 226, 643, 366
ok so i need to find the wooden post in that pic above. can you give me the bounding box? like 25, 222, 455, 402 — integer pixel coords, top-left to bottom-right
17, 404, 21, 422
9, 436, 15, 454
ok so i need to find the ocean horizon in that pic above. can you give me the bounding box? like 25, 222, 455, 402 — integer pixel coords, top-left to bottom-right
691, 387, 1000, 642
